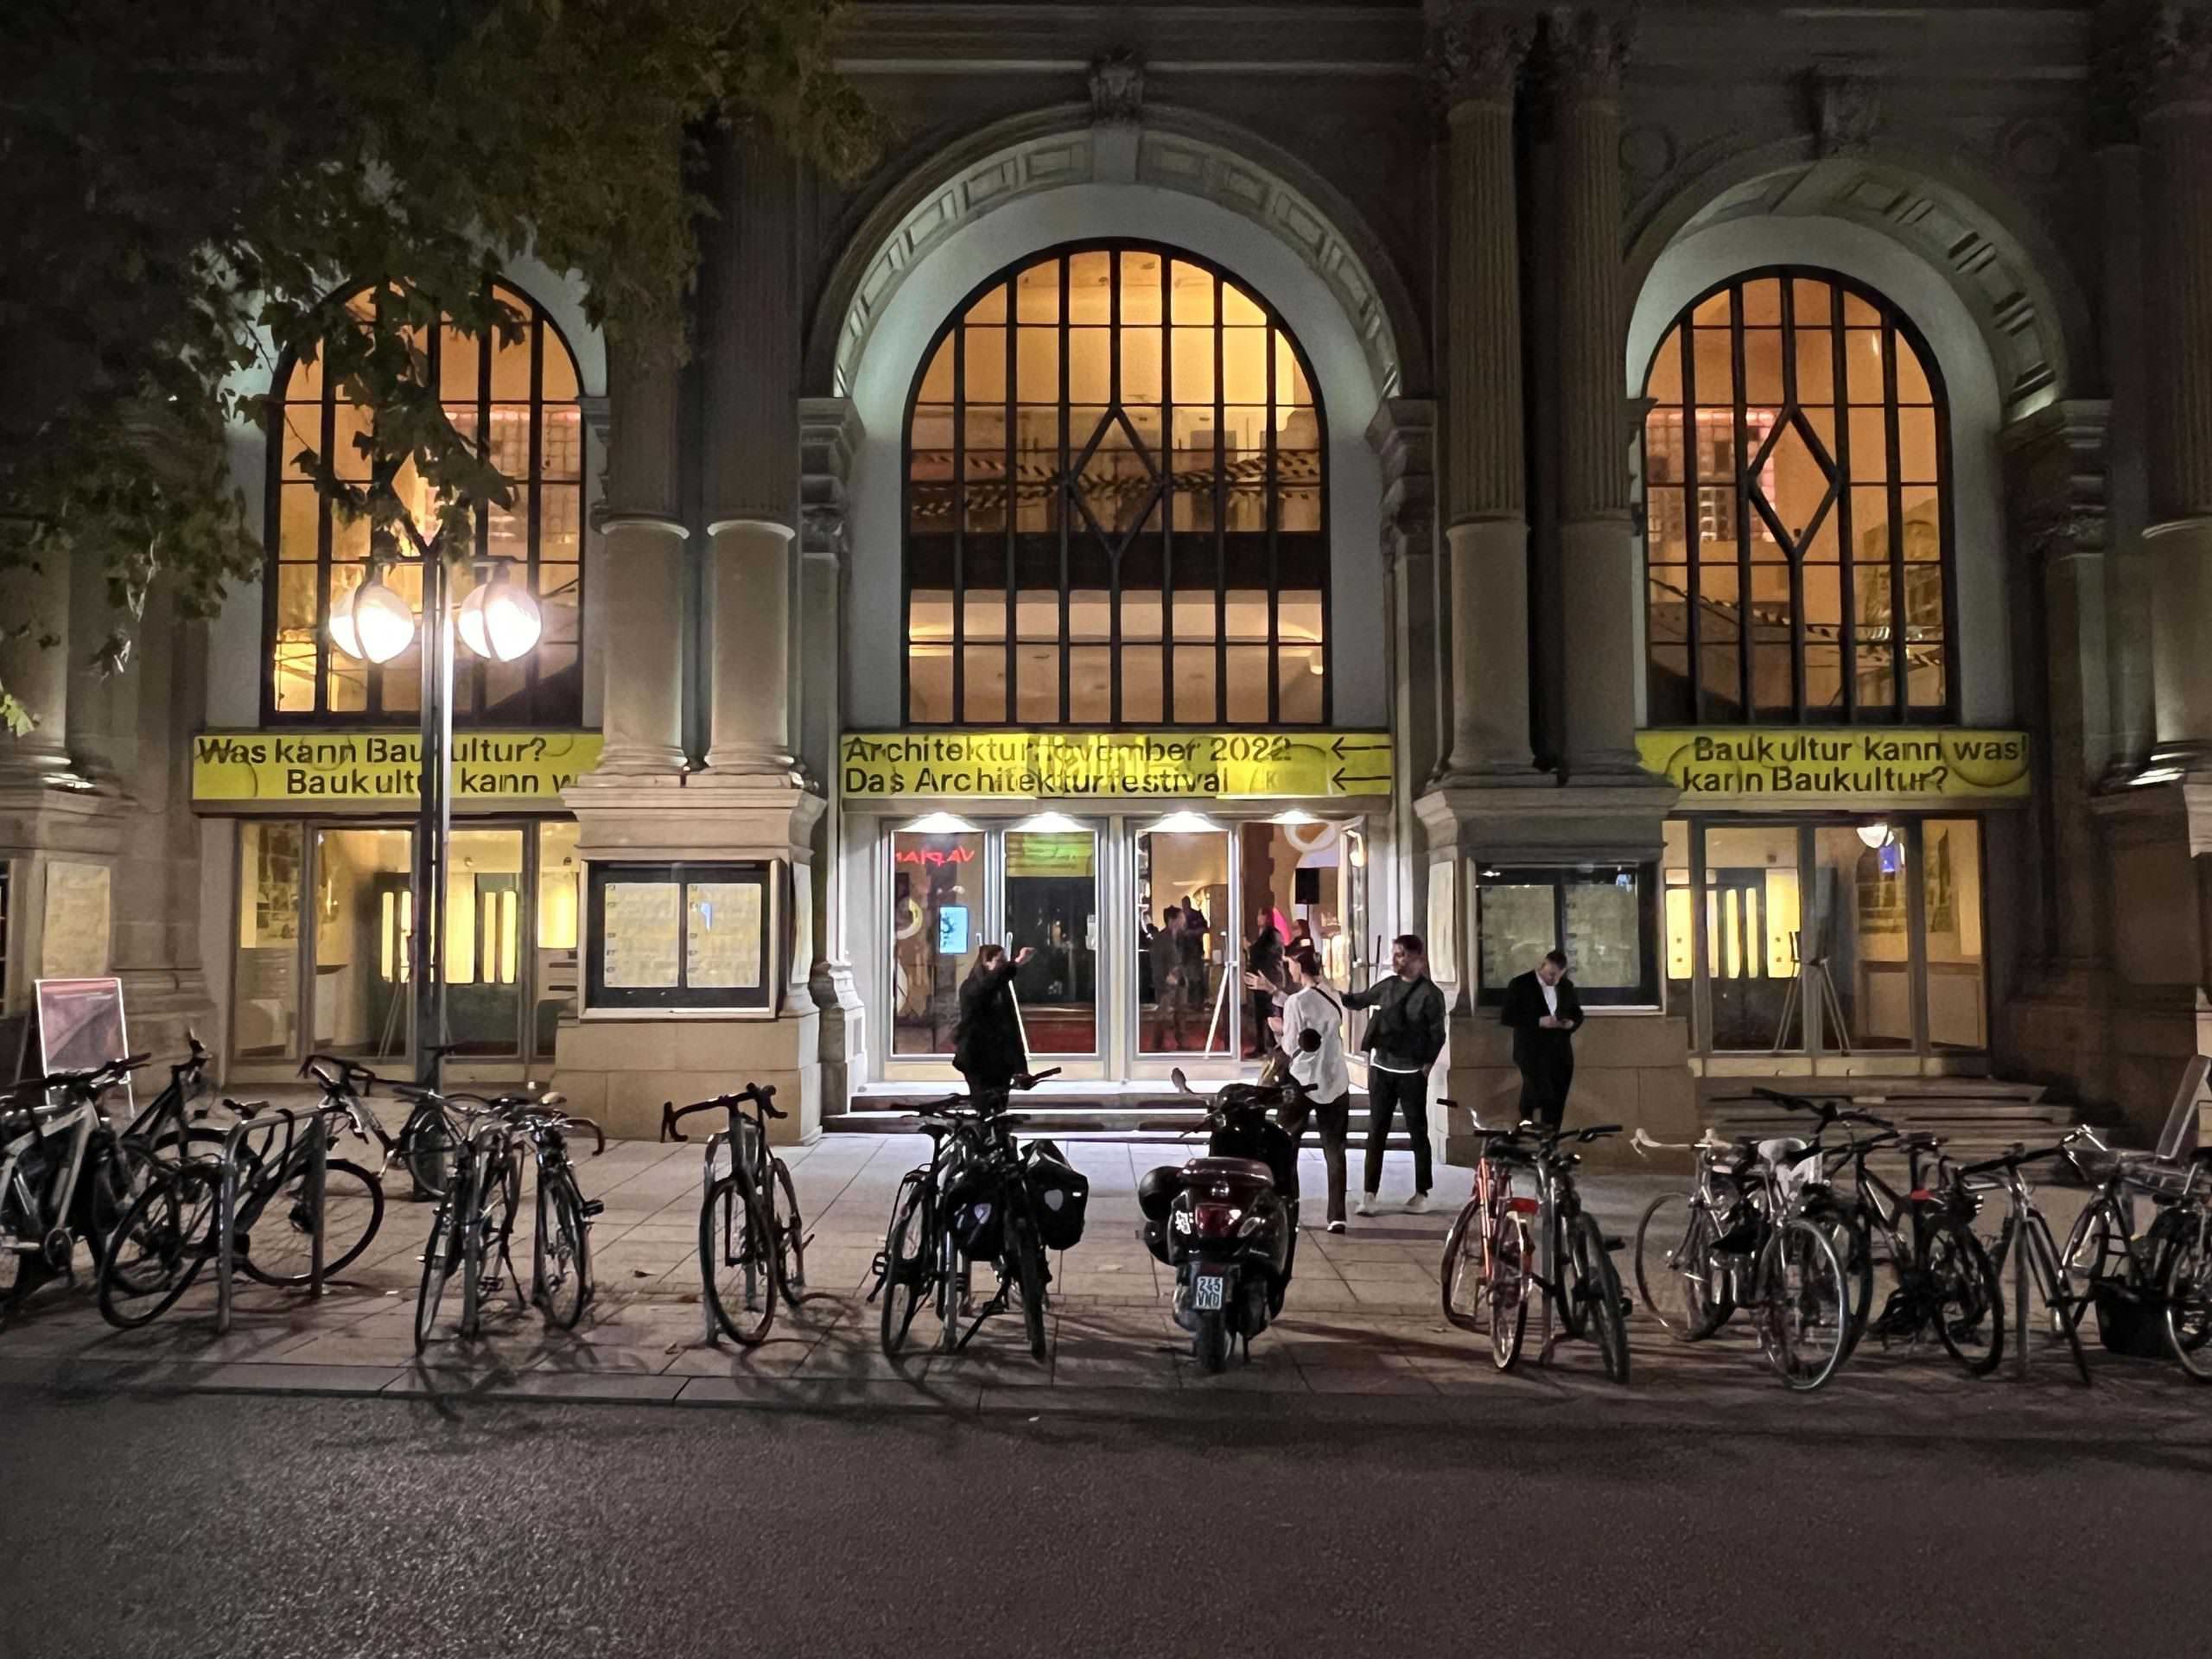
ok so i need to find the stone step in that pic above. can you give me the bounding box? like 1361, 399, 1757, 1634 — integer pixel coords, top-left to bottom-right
1700, 1080, 2091, 1159
828, 1099, 1417, 1147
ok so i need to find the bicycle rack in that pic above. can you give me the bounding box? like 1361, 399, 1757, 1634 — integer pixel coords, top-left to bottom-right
214, 1105, 328, 1336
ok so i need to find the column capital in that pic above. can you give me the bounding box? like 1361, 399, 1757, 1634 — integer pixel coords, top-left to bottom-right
1427, 3, 1530, 111
2142, 3, 2212, 118
1544, 6, 1634, 103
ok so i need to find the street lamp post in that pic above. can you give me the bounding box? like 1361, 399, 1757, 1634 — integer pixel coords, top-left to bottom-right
331, 526, 541, 1087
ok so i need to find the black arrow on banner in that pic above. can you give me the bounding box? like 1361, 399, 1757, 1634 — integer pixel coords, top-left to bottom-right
1332, 766, 1391, 791
1330, 735, 1389, 760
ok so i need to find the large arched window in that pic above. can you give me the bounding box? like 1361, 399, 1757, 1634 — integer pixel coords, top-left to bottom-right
903, 243, 1327, 727
1641, 268, 1951, 725
264, 280, 585, 725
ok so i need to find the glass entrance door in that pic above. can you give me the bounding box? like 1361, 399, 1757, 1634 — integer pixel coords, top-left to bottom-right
1702, 824, 1804, 1053
1135, 829, 1231, 1057
1005, 826, 1099, 1057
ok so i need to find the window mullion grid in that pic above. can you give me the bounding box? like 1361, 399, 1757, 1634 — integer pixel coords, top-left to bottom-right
1160, 256, 1175, 724
1830, 283, 1858, 722
526, 310, 545, 721
1883, 317, 1906, 721
1266, 323, 1280, 723
1729, 283, 1752, 721
1681, 311, 1702, 723
952, 315, 966, 721
1781, 276, 1805, 722
1058, 257, 1071, 723
318, 370, 339, 716
1213, 276, 1227, 722
1004, 296, 1016, 724
1108, 251, 1123, 727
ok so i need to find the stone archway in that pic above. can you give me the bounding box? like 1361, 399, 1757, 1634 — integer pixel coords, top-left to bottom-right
806, 102, 1423, 410
1626, 138, 2090, 424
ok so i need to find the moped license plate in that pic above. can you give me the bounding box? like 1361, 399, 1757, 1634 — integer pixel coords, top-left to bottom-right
1192, 1270, 1228, 1312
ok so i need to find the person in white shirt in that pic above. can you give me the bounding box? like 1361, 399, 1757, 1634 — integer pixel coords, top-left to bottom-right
1270, 947, 1354, 1231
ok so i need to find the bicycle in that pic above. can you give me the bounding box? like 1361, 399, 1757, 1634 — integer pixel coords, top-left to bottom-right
1962, 1138, 2095, 1386
414, 1102, 525, 1351
1440, 1119, 1630, 1382
517, 1100, 605, 1330
871, 1069, 1063, 1361
0, 1053, 170, 1315
99, 1096, 388, 1329
662, 1084, 808, 1348
1631, 1123, 1856, 1389
2000, 1125, 2212, 1382
301, 1054, 463, 1200
1751, 1088, 2003, 1376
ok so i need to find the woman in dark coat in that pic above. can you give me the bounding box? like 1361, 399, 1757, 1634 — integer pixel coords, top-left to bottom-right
955, 944, 1033, 1096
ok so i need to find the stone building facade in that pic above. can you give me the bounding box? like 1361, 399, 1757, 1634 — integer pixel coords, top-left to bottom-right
4, 1, 2209, 1156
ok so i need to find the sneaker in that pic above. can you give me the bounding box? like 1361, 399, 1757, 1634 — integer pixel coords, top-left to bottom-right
1406, 1192, 1431, 1215
1355, 1193, 1378, 1217
1327, 1219, 1347, 1234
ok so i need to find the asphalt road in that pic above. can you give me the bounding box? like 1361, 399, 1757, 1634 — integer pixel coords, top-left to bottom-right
1, 1389, 2207, 1659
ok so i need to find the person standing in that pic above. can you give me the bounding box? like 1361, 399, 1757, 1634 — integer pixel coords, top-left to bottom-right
1499, 949, 1584, 1129
1246, 908, 1286, 1059
1270, 948, 1353, 1232
954, 943, 1034, 1096
1341, 933, 1448, 1215
1147, 906, 1188, 1050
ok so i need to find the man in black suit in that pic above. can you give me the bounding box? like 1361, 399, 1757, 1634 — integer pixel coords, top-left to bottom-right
1499, 950, 1584, 1130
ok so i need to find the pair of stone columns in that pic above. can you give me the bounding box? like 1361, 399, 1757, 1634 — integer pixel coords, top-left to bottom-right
1429, 3, 1642, 786
594, 130, 798, 781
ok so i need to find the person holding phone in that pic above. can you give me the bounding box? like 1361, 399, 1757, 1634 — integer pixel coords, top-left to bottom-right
1499, 949, 1584, 1130
955, 943, 1034, 1096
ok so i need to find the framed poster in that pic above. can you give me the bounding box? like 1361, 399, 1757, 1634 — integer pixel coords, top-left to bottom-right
35, 976, 131, 1107
585, 862, 774, 1012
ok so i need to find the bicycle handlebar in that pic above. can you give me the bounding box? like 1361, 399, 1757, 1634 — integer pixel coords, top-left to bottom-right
660, 1083, 785, 1142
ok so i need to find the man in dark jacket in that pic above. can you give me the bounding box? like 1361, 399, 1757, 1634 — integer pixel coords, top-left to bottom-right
955, 944, 1034, 1096
1342, 933, 1448, 1214
1499, 949, 1584, 1130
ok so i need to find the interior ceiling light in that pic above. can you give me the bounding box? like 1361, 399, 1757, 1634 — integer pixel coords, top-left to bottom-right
1268, 808, 1319, 826
1144, 810, 1222, 835
1010, 811, 1084, 834
900, 810, 977, 834
1855, 822, 1891, 849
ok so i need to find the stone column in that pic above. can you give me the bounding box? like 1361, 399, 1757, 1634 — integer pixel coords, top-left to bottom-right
703, 128, 799, 779
0, 551, 73, 780
1429, 3, 1539, 783
594, 330, 689, 775
800, 397, 867, 1115
1548, 8, 1646, 781
2142, 7, 2212, 771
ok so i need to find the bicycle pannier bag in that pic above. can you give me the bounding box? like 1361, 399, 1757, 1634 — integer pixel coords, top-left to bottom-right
944, 1168, 1005, 1260
2091, 1281, 2170, 1359
1023, 1141, 1090, 1251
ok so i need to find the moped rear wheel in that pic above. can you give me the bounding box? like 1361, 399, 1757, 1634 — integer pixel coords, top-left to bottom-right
1192, 1310, 1230, 1375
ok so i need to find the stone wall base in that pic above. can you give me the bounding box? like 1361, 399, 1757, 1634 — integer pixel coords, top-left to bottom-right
1436, 1011, 1695, 1169
554, 1010, 822, 1145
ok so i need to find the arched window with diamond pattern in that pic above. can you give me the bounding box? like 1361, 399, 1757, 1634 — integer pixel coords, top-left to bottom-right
1640, 268, 1953, 724
903, 244, 1328, 726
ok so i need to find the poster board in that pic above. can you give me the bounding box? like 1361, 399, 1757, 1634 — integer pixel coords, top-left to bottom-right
35, 976, 131, 1108
41, 861, 111, 977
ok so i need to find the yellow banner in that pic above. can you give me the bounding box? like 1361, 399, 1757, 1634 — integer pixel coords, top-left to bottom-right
1637, 728, 2031, 802
192, 730, 602, 807
841, 730, 1392, 801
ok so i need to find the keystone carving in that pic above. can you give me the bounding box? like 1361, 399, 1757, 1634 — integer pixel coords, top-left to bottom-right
1090, 50, 1144, 124
1804, 65, 1884, 156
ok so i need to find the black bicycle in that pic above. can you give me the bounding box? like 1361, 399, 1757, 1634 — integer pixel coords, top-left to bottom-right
663, 1084, 808, 1347
871, 1069, 1064, 1361
302, 1054, 463, 1200
99, 1096, 387, 1328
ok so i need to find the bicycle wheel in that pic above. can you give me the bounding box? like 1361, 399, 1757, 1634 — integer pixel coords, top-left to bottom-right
1439, 1198, 1489, 1332
238, 1158, 385, 1287
1802, 1191, 1873, 1360
700, 1170, 779, 1346
1572, 1213, 1630, 1383
879, 1175, 933, 1357
467, 1154, 522, 1328
2062, 1198, 2120, 1281
0, 1183, 35, 1309
1490, 1216, 1529, 1371
97, 1164, 219, 1329
2159, 1220, 2212, 1382
1755, 1218, 1850, 1391
1923, 1215, 2003, 1376
536, 1173, 592, 1331
1011, 1216, 1050, 1361
1633, 1192, 1732, 1340
770, 1157, 807, 1307
414, 1196, 465, 1354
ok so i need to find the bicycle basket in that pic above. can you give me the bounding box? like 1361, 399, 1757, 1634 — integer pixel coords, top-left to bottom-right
1023, 1141, 1090, 1251
2092, 1281, 2171, 1359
